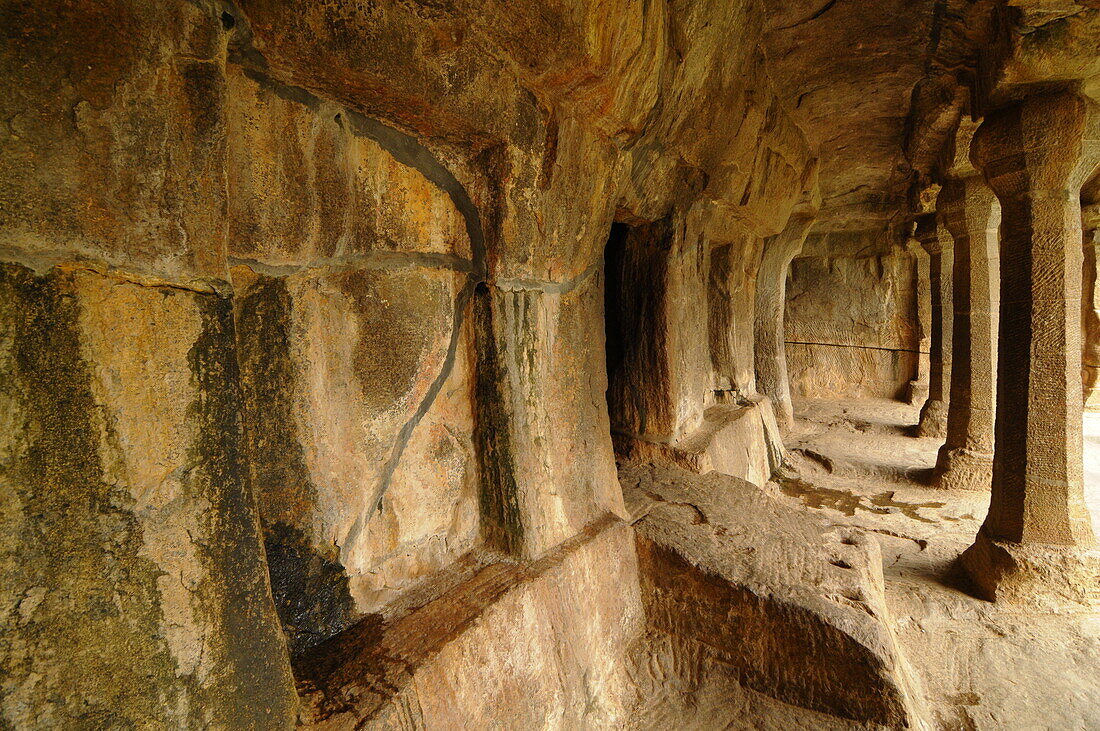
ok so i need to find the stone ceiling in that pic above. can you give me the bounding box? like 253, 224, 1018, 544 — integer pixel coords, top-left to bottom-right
762, 0, 942, 233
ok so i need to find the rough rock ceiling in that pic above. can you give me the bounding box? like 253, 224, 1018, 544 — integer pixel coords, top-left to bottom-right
763, 0, 942, 232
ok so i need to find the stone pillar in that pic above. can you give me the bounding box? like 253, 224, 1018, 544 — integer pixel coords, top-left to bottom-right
905, 236, 932, 406
933, 173, 1000, 490
755, 206, 816, 431
961, 92, 1099, 604
916, 217, 954, 437
1082, 204, 1100, 409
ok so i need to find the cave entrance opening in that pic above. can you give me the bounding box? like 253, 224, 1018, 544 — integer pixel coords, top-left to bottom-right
602, 216, 674, 448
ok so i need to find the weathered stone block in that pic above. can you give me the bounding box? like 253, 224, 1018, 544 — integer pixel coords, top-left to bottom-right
0, 264, 297, 728
225, 66, 473, 266
622, 463, 927, 727
234, 264, 478, 639
295, 516, 643, 728
614, 398, 782, 487
0, 0, 230, 280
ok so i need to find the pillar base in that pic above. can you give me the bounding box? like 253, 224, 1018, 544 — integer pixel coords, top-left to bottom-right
960, 529, 1100, 606
916, 399, 949, 438
932, 447, 992, 491
906, 379, 929, 406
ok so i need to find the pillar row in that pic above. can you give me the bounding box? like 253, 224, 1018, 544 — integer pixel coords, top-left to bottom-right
961, 92, 1099, 604
916, 217, 954, 437
933, 174, 1000, 490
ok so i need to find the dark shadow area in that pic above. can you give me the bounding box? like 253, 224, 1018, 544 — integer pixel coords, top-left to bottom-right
602, 216, 674, 440
603, 221, 629, 418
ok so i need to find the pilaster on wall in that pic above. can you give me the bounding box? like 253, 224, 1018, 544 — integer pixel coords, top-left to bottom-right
475, 271, 627, 559
756, 202, 818, 432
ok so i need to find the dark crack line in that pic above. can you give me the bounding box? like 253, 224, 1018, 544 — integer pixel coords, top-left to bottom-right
785, 340, 925, 354
203, 1, 491, 553
346, 112, 486, 274
771, 0, 840, 32
353, 278, 478, 544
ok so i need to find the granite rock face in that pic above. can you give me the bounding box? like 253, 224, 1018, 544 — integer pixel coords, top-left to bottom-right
2, 0, 1099, 726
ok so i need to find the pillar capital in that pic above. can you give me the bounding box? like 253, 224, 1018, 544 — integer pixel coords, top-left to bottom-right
936, 175, 998, 255
914, 213, 953, 256
970, 92, 1088, 201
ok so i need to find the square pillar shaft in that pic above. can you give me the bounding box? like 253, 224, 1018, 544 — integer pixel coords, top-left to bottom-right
917, 218, 954, 437
934, 175, 999, 490
962, 92, 1099, 605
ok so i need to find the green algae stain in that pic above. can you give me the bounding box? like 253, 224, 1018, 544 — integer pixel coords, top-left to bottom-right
186, 291, 299, 729
0, 265, 181, 728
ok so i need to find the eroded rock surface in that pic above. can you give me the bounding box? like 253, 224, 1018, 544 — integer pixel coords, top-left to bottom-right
786, 234, 922, 400
621, 462, 926, 728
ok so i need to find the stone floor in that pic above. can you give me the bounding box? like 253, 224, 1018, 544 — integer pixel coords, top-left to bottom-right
779, 398, 1100, 730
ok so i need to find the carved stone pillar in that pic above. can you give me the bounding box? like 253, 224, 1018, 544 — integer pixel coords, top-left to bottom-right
961, 92, 1099, 604
906, 236, 932, 406
933, 172, 1000, 490
1082, 204, 1100, 409
916, 217, 954, 437
755, 206, 816, 432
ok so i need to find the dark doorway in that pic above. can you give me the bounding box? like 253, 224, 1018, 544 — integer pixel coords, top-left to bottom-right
602, 216, 674, 439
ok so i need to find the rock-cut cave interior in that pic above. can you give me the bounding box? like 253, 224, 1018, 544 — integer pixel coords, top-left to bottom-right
3, 0, 1100, 728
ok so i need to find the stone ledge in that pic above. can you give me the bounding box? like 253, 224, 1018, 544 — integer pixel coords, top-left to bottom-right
612, 397, 784, 487
294, 514, 643, 729
621, 462, 928, 728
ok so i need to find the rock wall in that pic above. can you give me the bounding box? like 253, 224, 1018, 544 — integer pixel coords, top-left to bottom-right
0, 264, 299, 728
785, 231, 923, 401
0, 0, 817, 724
0, 0, 952, 727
